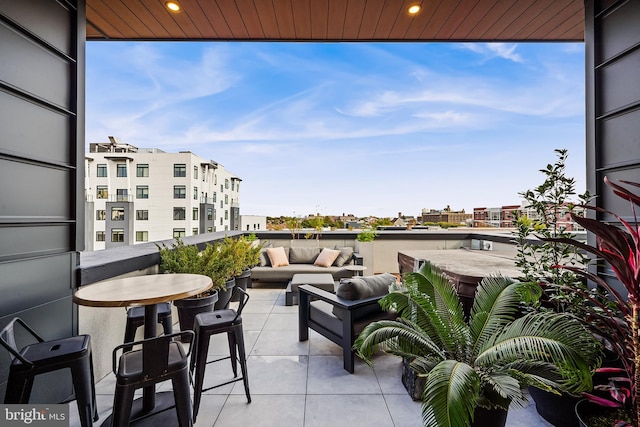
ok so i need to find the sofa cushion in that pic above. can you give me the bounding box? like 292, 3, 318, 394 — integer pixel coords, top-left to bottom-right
333, 246, 354, 267
266, 247, 289, 267
289, 247, 321, 264
314, 248, 340, 267
335, 273, 396, 300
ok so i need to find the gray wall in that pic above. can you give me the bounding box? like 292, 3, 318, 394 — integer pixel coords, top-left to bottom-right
0, 0, 85, 401
585, 0, 640, 292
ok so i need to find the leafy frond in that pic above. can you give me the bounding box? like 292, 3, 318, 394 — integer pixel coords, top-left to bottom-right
469, 277, 541, 357
422, 360, 480, 427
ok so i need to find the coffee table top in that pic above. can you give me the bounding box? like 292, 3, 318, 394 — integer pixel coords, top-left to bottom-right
290, 273, 335, 286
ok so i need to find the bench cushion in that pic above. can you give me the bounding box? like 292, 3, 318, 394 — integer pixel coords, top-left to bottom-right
335, 273, 397, 300
289, 247, 321, 264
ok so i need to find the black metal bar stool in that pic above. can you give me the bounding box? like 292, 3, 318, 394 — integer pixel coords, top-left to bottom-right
123, 302, 173, 352
111, 330, 194, 427
190, 288, 251, 423
0, 317, 98, 427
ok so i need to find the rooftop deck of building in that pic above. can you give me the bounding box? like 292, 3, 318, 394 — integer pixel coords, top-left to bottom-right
67, 282, 552, 426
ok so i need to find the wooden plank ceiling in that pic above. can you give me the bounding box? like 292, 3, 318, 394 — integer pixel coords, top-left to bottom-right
86, 0, 585, 42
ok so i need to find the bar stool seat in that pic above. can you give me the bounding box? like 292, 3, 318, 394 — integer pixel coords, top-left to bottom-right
123, 302, 173, 352
190, 288, 251, 423
1, 318, 98, 427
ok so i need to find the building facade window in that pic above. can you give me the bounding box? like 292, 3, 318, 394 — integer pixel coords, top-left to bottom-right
173, 185, 186, 199
96, 231, 105, 241
192, 228, 198, 235
96, 210, 106, 220
207, 208, 213, 221
116, 163, 127, 177
137, 164, 149, 177
111, 207, 125, 221
116, 189, 128, 201
174, 164, 186, 177
225, 195, 228, 204
193, 186, 198, 200
135, 231, 148, 242
207, 227, 213, 233
136, 185, 149, 199
111, 229, 124, 242
231, 180, 235, 191
193, 166, 198, 179
213, 192, 217, 202
192, 208, 198, 220
220, 184, 223, 192
136, 210, 148, 220
173, 207, 186, 220
173, 228, 185, 238
97, 164, 107, 177
220, 218, 223, 225
225, 179, 229, 189
96, 186, 108, 199
225, 210, 228, 220
220, 201, 223, 209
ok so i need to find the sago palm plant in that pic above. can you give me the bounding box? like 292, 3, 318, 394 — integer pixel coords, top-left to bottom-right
354, 261, 601, 427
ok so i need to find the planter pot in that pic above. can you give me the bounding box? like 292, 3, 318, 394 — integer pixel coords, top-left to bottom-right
402, 358, 425, 401
471, 406, 508, 427
173, 292, 218, 332
215, 278, 236, 310
232, 269, 251, 301
529, 386, 580, 427
575, 399, 633, 427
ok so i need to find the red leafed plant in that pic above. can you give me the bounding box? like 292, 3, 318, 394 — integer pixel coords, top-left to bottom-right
547, 177, 640, 426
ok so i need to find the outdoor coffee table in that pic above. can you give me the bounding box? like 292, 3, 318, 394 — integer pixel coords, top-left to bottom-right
286, 273, 335, 306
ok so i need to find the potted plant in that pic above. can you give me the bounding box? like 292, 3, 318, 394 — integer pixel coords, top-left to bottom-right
354, 261, 600, 427
157, 238, 235, 330
514, 148, 597, 426
546, 177, 639, 426
212, 237, 238, 310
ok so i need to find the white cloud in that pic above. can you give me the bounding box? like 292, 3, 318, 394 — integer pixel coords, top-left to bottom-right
460, 43, 523, 63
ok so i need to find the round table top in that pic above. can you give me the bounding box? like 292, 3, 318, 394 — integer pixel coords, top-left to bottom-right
73, 273, 213, 308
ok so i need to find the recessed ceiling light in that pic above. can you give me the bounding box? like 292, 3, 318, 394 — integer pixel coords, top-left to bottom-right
165, 1, 181, 12
408, 4, 421, 14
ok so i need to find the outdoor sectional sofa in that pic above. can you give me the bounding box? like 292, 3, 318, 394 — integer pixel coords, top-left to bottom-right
250, 246, 363, 283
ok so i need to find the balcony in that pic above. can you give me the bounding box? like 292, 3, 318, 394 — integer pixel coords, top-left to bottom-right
71, 229, 551, 426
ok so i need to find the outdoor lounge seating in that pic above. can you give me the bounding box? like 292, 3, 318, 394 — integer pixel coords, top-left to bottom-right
250, 246, 363, 283
298, 273, 397, 373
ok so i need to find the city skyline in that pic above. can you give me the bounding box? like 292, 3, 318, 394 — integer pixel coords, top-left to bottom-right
86, 41, 586, 217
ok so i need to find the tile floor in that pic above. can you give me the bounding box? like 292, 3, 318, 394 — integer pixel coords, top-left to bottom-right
70, 285, 553, 426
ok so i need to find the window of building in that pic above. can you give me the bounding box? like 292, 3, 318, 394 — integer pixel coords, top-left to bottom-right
214, 175, 217, 185
173, 207, 186, 220
136, 185, 149, 199
96, 186, 108, 199
207, 227, 213, 233
174, 164, 186, 177
193, 186, 198, 200
220, 201, 223, 209
225, 195, 228, 204
192, 228, 198, 235
173, 228, 185, 238
213, 192, 217, 202
111, 207, 125, 221
207, 208, 213, 221
225, 179, 229, 189
220, 217, 223, 225
116, 163, 127, 177
116, 189, 128, 201
173, 185, 186, 199
194, 166, 198, 179
192, 208, 198, 220
225, 210, 228, 220
231, 180, 235, 191
220, 184, 223, 192
111, 229, 124, 242
96, 210, 106, 220
137, 164, 149, 177
97, 164, 107, 177
136, 210, 148, 220
236, 182, 239, 192
136, 231, 148, 242
96, 231, 105, 241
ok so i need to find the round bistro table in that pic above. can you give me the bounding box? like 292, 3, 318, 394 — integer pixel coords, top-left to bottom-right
74, 273, 213, 425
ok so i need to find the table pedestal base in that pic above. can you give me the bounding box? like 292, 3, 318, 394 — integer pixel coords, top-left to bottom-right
100, 391, 183, 426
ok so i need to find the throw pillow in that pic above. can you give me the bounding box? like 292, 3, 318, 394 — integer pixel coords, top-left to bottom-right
314, 248, 340, 267
333, 246, 354, 267
288, 247, 321, 264
266, 247, 289, 267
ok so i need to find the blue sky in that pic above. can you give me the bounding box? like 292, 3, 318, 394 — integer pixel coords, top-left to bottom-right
86, 42, 586, 218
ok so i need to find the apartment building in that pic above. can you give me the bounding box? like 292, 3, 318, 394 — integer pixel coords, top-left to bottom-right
85, 138, 241, 250
420, 206, 472, 225
473, 203, 585, 230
